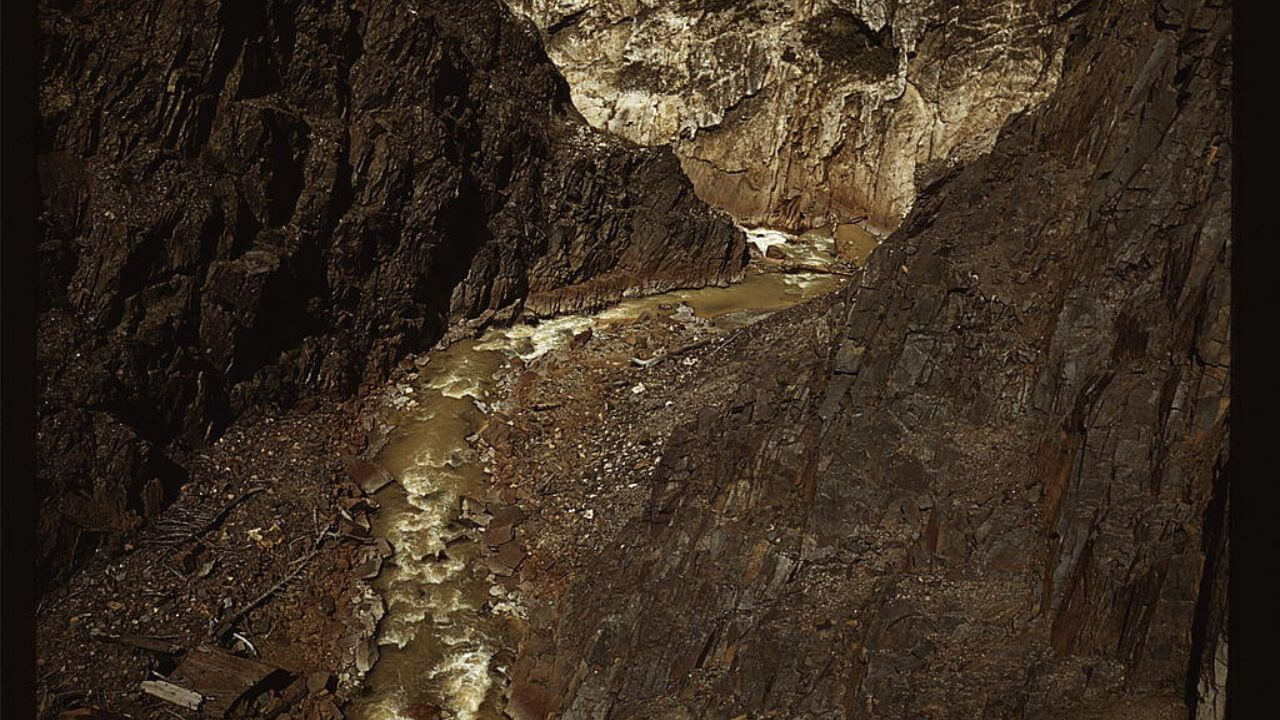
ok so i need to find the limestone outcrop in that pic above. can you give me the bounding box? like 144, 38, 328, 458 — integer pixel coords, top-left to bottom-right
505, 0, 1068, 232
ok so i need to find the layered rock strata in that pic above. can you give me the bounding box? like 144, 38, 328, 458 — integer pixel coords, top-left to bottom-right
505, 0, 1067, 232
35, 0, 745, 590
504, 0, 1230, 716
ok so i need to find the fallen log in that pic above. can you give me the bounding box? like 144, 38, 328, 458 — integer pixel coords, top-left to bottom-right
213, 550, 318, 642
213, 525, 330, 641
89, 629, 183, 656
140, 680, 202, 711
630, 338, 711, 370
779, 262, 856, 276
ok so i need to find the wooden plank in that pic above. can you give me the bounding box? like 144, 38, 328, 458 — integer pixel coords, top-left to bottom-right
140, 680, 202, 711
169, 644, 292, 717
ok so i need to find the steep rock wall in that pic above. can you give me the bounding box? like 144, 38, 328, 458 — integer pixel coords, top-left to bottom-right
508, 0, 1230, 716
505, 0, 1067, 232
35, 0, 746, 590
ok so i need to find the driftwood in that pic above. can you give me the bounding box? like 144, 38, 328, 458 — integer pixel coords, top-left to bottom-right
89, 629, 183, 656
630, 338, 712, 370
214, 550, 317, 641
140, 680, 202, 711
779, 261, 856, 276
629, 353, 664, 369
168, 645, 292, 717
213, 524, 331, 641
146, 487, 266, 547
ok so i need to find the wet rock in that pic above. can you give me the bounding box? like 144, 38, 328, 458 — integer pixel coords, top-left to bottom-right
305, 671, 335, 695
352, 553, 383, 581
487, 543, 528, 577
338, 514, 371, 539
354, 636, 380, 675
482, 506, 524, 548
311, 698, 343, 720
339, 496, 380, 515
374, 538, 395, 559
483, 522, 516, 548
570, 329, 594, 349
343, 457, 394, 496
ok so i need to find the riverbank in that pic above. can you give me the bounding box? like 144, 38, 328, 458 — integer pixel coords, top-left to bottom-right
35, 400, 389, 719
348, 229, 859, 719
35, 231, 857, 720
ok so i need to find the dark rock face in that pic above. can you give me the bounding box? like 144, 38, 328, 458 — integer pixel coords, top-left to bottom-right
511, 0, 1229, 717
35, 0, 745, 590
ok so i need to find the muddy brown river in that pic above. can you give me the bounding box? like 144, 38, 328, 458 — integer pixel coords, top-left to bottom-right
350, 228, 864, 719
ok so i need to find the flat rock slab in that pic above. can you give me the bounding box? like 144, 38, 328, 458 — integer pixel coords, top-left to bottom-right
483, 522, 515, 547
505, 681, 554, 720
343, 455, 394, 495
486, 543, 527, 577
483, 504, 526, 548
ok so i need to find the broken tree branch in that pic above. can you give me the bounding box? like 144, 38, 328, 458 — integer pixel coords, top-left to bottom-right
779, 262, 856, 276
145, 486, 267, 548
631, 338, 711, 370
89, 630, 184, 656
140, 680, 202, 711
212, 523, 333, 641
190, 486, 267, 542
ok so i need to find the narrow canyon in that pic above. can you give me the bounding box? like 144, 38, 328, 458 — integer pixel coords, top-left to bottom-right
33, 1, 1230, 719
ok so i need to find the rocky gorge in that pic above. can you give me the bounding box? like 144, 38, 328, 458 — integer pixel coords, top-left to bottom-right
490, 1, 1230, 717
36, 0, 745, 592
33, 0, 1230, 719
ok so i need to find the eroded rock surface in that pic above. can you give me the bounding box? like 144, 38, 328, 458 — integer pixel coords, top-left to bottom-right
36, 0, 746, 590
502, 0, 1230, 716
505, 0, 1067, 231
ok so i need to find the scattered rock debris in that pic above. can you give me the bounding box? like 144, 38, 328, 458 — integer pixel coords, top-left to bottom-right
36, 406, 395, 720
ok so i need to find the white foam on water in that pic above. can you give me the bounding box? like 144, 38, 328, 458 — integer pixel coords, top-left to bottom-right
741, 226, 794, 256
433, 646, 494, 720
477, 314, 594, 362
426, 369, 486, 400
360, 253, 855, 720
782, 272, 822, 287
